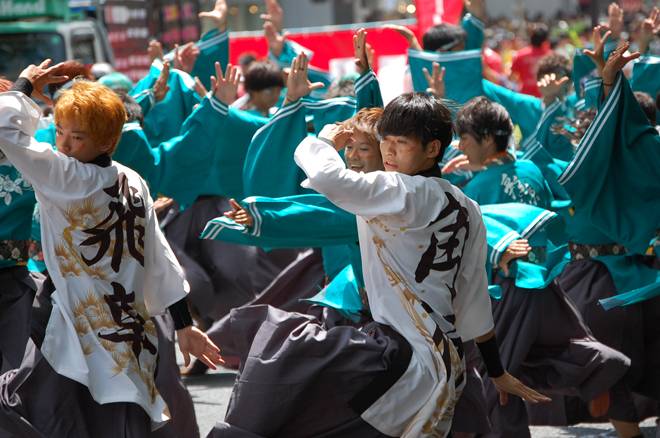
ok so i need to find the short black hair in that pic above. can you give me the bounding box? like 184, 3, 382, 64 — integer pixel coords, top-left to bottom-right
536, 53, 572, 80
530, 23, 549, 47
423, 24, 467, 52
455, 96, 513, 152
376, 92, 455, 164
115, 91, 144, 128
635, 91, 657, 126
238, 53, 257, 70
244, 60, 285, 92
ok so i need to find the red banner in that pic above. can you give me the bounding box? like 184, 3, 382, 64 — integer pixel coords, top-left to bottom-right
229, 24, 421, 74
416, 0, 464, 36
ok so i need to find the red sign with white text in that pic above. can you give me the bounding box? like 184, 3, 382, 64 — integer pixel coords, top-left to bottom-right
229, 24, 421, 74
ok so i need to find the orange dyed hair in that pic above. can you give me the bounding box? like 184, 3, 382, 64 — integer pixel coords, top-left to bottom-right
0, 78, 13, 93
53, 80, 126, 155
341, 107, 384, 144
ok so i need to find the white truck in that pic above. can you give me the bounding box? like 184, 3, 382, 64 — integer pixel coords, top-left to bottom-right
0, 0, 114, 80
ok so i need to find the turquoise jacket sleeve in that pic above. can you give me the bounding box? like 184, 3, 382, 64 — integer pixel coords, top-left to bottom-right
307, 97, 358, 136
148, 93, 228, 207
131, 89, 156, 119
631, 55, 660, 96
164, 30, 230, 92
112, 122, 156, 180
558, 72, 660, 254
580, 77, 602, 110
354, 69, 384, 109
522, 98, 575, 162
129, 61, 160, 96
482, 214, 521, 270
243, 100, 313, 198
141, 59, 202, 149
463, 13, 485, 51
200, 194, 359, 248
482, 79, 543, 142
198, 105, 269, 200
409, 49, 484, 105
631, 55, 660, 124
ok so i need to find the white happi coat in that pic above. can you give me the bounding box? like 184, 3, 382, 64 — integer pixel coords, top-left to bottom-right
295, 137, 494, 438
0, 91, 188, 426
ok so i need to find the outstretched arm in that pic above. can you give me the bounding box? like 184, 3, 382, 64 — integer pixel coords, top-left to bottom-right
382, 24, 422, 51
475, 330, 552, 405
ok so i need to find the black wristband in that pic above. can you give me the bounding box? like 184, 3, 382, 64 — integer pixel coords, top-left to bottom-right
168, 297, 193, 330
476, 333, 505, 379
10, 78, 34, 97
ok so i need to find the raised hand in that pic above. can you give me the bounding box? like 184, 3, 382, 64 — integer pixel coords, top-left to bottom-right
173, 42, 200, 74
148, 39, 164, 64
260, 0, 284, 33
537, 73, 569, 106
382, 24, 422, 51
264, 21, 288, 59
423, 62, 446, 99
153, 61, 171, 103
638, 7, 660, 55
492, 371, 552, 405
582, 25, 612, 77
498, 239, 531, 276
354, 28, 370, 75
366, 44, 375, 71
198, 0, 229, 33
19, 59, 68, 105
283, 53, 324, 105
224, 198, 254, 227
318, 123, 354, 152
602, 2, 624, 42
464, 0, 485, 21
210, 62, 240, 105
177, 325, 224, 369
602, 42, 641, 88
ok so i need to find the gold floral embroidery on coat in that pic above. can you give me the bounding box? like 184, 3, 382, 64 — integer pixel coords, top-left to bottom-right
71, 285, 159, 402
371, 219, 466, 437
61, 173, 158, 403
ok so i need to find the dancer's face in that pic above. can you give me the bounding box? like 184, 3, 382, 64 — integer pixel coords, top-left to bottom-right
380, 134, 439, 176
344, 131, 384, 173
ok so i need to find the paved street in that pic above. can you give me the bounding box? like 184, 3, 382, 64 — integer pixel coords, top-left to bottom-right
177, 352, 659, 438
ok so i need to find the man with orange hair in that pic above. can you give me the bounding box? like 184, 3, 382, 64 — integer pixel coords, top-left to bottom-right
0, 60, 223, 438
